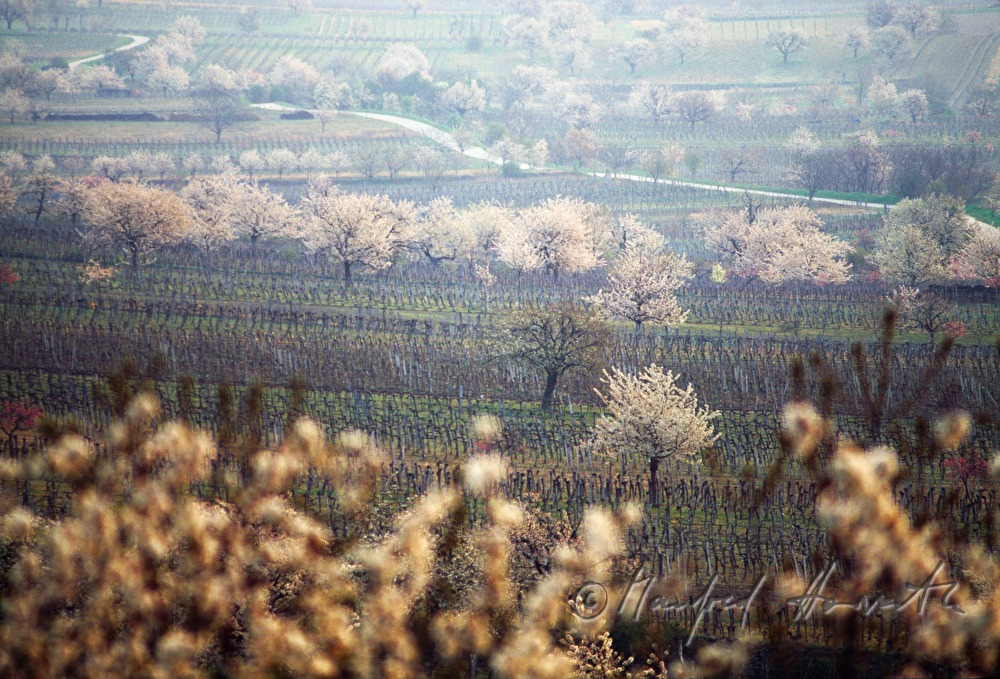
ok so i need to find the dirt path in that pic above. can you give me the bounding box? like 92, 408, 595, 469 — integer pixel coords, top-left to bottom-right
251, 103, 890, 210
68, 34, 150, 71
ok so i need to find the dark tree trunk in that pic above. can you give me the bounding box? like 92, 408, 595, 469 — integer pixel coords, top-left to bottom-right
648, 456, 661, 506
541, 370, 559, 410
343, 260, 352, 285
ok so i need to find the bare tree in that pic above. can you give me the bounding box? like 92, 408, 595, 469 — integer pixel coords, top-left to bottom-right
0, 0, 31, 29
766, 29, 807, 63
496, 302, 608, 410
673, 90, 722, 130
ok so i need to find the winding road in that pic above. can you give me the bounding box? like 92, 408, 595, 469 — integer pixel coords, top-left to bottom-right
253, 102, 890, 211
68, 34, 150, 71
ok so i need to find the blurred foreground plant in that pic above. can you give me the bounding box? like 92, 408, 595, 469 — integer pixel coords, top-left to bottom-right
0, 394, 640, 678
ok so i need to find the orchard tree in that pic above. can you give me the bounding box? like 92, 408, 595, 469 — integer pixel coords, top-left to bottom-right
267, 148, 297, 178
866, 0, 896, 28
299, 179, 414, 284
899, 88, 928, 122
612, 38, 655, 74
229, 180, 298, 251
966, 85, 999, 117
148, 64, 189, 96
785, 126, 830, 203
766, 29, 807, 63
503, 196, 607, 279
951, 218, 1000, 282
81, 180, 195, 275
839, 129, 891, 194
703, 204, 853, 284
374, 44, 430, 84
870, 25, 911, 62
0, 87, 26, 123
866, 76, 899, 118
892, 3, 939, 36
91, 155, 129, 182
19, 156, 56, 224
660, 5, 708, 66
502, 15, 550, 62
639, 144, 684, 183
873, 194, 973, 284
441, 80, 486, 115
411, 196, 475, 265
267, 55, 321, 104
0, 0, 31, 29
562, 128, 597, 169
887, 286, 961, 346
52, 176, 91, 227
461, 200, 512, 262
593, 364, 719, 506
496, 302, 609, 410
587, 223, 693, 331
180, 172, 236, 252
0, 169, 14, 216
192, 65, 249, 144
845, 27, 869, 58
628, 82, 673, 124
238, 150, 265, 180
673, 90, 722, 130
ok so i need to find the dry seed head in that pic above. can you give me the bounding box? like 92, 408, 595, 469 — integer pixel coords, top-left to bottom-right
470, 414, 503, 443
934, 411, 972, 451
0, 508, 37, 541
464, 453, 508, 496
47, 434, 95, 478
487, 498, 524, 529
781, 401, 825, 461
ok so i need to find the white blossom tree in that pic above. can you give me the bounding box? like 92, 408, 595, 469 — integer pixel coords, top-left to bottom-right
411, 196, 476, 265
229, 180, 299, 251
593, 364, 719, 505
660, 5, 708, 65
441, 80, 486, 115
612, 38, 655, 75
587, 223, 693, 331
504, 197, 607, 279
267, 148, 298, 178
873, 194, 972, 285
238, 150, 265, 180
374, 44, 431, 85
899, 88, 929, 122
704, 204, 853, 284
299, 180, 414, 284
628, 82, 673, 124
180, 171, 237, 252
81, 180, 194, 275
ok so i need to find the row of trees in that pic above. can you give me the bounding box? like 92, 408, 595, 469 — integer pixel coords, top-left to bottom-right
10, 165, 994, 292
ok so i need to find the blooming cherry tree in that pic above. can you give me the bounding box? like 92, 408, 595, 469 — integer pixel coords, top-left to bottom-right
704, 205, 852, 284
593, 364, 719, 506
587, 222, 693, 331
